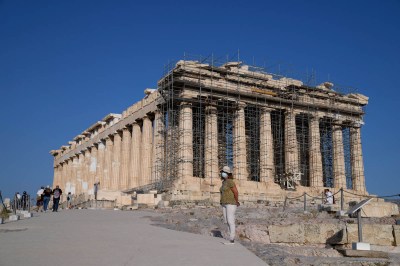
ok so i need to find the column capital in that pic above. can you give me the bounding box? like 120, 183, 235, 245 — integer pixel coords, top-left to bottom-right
153, 109, 162, 115
284, 109, 298, 118
180, 101, 192, 107
236, 101, 246, 109
332, 119, 345, 127
350, 121, 363, 128
308, 112, 322, 121
205, 105, 217, 114
260, 106, 274, 113
97, 141, 105, 149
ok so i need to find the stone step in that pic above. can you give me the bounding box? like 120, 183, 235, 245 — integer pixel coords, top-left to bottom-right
337, 249, 389, 259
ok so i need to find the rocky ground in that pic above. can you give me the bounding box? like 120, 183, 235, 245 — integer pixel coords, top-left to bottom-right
148, 204, 400, 266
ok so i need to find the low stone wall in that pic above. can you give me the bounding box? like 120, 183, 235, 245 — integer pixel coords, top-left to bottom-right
237, 223, 400, 247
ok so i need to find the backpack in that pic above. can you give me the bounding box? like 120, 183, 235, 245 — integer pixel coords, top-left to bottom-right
53, 190, 60, 199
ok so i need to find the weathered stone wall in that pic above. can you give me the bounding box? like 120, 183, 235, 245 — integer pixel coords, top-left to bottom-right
238, 223, 400, 247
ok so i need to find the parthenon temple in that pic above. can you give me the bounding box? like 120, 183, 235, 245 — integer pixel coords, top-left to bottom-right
50, 57, 369, 206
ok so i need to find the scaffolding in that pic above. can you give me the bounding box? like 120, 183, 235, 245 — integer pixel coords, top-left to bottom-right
150, 53, 367, 195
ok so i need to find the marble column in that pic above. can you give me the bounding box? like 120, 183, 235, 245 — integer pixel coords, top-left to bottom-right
74, 155, 81, 195
77, 153, 86, 195
96, 141, 105, 189
111, 132, 122, 190
333, 123, 346, 189
52, 166, 60, 189
233, 102, 248, 180
129, 122, 141, 188
178, 102, 193, 181
119, 127, 131, 190
141, 115, 153, 185
152, 110, 164, 183
60, 162, 66, 192
350, 125, 366, 192
82, 149, 91, 194
67, 158, 74, 194
259, 107, 275, 183
204, 105, 219, 181
103, 136, 113, 190
89, 145, 98, 195
284, 110, 299, 174
309, 115, 324, 187
58, 163, 64, 191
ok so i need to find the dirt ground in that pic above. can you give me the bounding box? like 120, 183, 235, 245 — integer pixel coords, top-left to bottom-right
149, 204, 400, 266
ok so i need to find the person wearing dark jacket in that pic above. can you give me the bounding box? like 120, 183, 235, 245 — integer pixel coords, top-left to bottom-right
52, 185, 62, 212
43, 186, 52, 212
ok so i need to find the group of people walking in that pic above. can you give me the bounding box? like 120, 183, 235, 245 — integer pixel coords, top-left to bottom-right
13, 191, 29, 210
36, 185, 63, 212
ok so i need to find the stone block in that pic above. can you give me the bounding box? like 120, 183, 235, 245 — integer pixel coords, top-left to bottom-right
361, 201, 399, 218
393, 225, 400, 246
237, 225, 270, 243
118, 194, 132, 206
352, 242, 370, 250
338, 249, 389, 258
268, 224, 304, 243
304, 223, 347, 244
347, 224, 394, 246
137, 194, 156, 205
154, 194, 162, 206
9, 215, 19, 221
23, 212, 32, 218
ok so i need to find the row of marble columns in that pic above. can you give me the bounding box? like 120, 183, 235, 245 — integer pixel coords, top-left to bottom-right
177, 102, 366, 192
54, 102, 366, 195
53, 111, 164, 195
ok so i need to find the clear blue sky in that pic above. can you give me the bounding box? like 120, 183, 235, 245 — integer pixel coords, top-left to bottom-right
1, 0, 399, 199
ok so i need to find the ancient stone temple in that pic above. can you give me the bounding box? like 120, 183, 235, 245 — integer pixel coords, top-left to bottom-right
51, 58, 369, 206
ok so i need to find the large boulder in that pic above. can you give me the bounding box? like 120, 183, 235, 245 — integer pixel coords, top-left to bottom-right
347, 224, 394, 246
361, 201, 399, 218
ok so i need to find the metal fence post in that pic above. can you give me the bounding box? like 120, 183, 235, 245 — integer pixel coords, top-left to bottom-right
303, 193, 307, 212
340, 188, 344, 212
13, 195, 17, 215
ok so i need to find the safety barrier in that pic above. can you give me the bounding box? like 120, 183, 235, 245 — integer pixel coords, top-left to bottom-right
283, 187, 400, 213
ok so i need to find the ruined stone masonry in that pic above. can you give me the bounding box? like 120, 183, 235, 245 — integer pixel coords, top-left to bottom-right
51, 58, 370, 206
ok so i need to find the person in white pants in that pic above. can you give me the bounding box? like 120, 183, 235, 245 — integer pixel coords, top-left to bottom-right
219, 166, 240, 244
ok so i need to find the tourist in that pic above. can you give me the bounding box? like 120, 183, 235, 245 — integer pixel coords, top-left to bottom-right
43, 186, 52, 212
324, 189, 333, 205
52, 185, 62, 212
21, 191, 28, 210
94, 182, 100, 200
15, 192, 21, 209
67, 192, 72, 209
219, 165, 240, 245
36, 186, 44, 212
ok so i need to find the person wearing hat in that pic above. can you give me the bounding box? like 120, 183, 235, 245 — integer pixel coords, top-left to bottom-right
220, 165, 240, 244
36, 186, 44, 212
